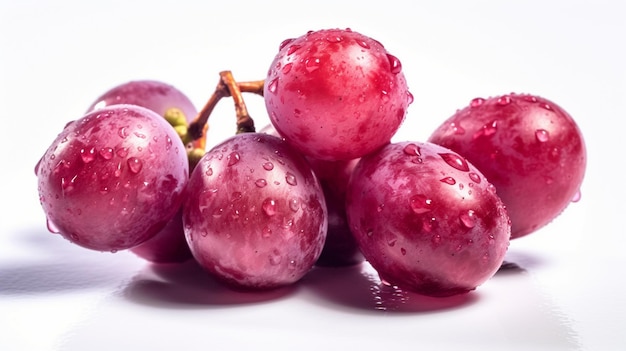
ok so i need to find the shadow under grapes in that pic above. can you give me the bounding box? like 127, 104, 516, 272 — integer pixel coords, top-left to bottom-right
300, 263, 480, 314
122, 259, 298, 309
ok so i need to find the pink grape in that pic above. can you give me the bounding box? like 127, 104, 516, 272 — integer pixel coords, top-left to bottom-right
428, 93, 586, 238
86, 80, 197, 123
264, 28, 413, 161
183, 133, 327, 290
346, 141, 510, 297
84, 79, 198, 262
36, 104, 189, 252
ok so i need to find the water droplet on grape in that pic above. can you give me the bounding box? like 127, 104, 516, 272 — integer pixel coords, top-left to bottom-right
440, 177, 456, 185
262, 198, 277, 216
305, 57, 321, 72
470, 97, 485, 107
473, 120, 498, 139
289, 198, 300, 212
431, 234, 441, 245
523, 95, 538, 103
46, 218, 60, 234
439, 153, 470, 172
263, 161, 274, 171
535, 129, 550, 142
285, 172, 297, 185
325, 35, 343, 42
262, 227, 272, 238
497, 95, 511, 105
400, 248, 407, 256
451, 122, 465, 135
387, 54, 402, 74
118, 127, 129, 139
572, 189, 581, 203
402, 143, 421, 156
279, 38, 294, 51
127, 157, 143, 174
468, 172, 481, 183
227, 152, 241, 166
387, 238, 397, 247
381, 90, 390, 103
406, 91, 414, 104
541, 103, 552, 110
282, 63, 293, 74
80, 147, 96, 163
410, 194, 432, 214
134, 132, 146, 139
116, 147, 129, 158
286, 44, 301, 55
267, 78, 279, 94
255, 179, 267, 188
459, 210, 476, 228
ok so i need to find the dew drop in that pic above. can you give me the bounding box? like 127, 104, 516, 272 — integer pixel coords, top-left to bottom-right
400, 248, 407, 256
473, 120, 498, 139
497, 95, 511, 105
402, 143, 421, 156
80, 147, 96, 163
279, 38, 294, 51
127, 157, 143, 174
263, 161, 274, 171
431, 234, 441, 245
377, 203, 385, 212
286, 44, 301, 55
410, 194, 432, 214
572, 189, 582, 203
451, 122, 465, 135
289, 198, 300, 212
535, 129, 550, 142
206, 167, 213, 176
357, 40, 370, 49
118, 126, 129, 138
255, 179, 267, 188
541, 103, 552, 110
262, 198, 277, 216
165, 136, 173, 150
440, 177, 456, 185
262, 226, 272, 238
439, 153, 470, 172
267, 78, 279, 94
459, 210, 476, 228
523, 95, 538, 103
282, 62, 293, 74
468, 172, 481, 183
387, 54, 402, 74
305, 57, 321, 72
285, 172, 297, 185
227, 152, 241, 166
46, 218, 60, 234
470, 97, 485, 107
407, 91, 414, 104
387, 238, 397, 247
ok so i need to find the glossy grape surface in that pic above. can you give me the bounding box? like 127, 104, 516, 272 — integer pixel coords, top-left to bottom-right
264, 28, 412, 161
183, 133, 327, 290
346, 141, 510, 297
86, 80, 198, 123
36, 105, 189, 251
428, 94, 586, 238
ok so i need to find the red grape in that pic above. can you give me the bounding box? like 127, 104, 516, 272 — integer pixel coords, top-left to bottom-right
346, 141, 510, 297
428, 94, 586, 238
182, 133, 327, 290
264, 28, 413, 161
36, 105, 189, 252
86, 80, 197, 124
308, 158, 364, 267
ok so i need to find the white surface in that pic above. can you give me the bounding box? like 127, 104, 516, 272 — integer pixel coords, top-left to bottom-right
1, 1, 624, 350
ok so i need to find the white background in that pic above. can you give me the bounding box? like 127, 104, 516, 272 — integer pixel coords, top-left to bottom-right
1, 1, 624, 350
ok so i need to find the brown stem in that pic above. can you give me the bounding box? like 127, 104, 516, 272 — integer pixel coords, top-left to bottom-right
238, 80, 265, 97
186, 76, 230, 145
220, 71, 256, 134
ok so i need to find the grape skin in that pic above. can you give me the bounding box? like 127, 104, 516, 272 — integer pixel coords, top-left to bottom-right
36, 105, 189, 252
264, 28, 412, 161
183, 133, 327, 290
428, 94, 586, 238
346, 141, 511, 297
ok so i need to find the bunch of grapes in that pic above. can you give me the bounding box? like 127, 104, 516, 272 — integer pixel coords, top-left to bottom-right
35, 28, 586, 297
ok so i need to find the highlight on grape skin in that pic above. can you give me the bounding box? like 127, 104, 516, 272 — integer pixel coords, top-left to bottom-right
182, 133, 328, 291
264, 28, 413, 161
346, 141, 511, 297
428, 93, 586, 239
36, 104, 189, 252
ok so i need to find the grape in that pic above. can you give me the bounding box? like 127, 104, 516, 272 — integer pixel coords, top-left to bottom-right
182, 133, 327, 290
259, 123, 363, 266
428, 94, 586, 238
264, 28, 413, 161
36, 104, 189, 252
308, 158, 364, 267
346, 141, 510, 297
83, 80, 198, 262
86, 80, 198, 125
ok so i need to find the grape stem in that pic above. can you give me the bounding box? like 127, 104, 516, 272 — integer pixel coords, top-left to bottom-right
187, 72, 264, 144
